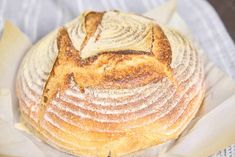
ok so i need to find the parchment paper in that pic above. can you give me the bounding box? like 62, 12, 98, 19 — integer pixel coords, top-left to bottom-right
0, 1, 235, 157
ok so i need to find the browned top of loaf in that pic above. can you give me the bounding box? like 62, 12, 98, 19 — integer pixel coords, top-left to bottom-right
44, 11, 172, 96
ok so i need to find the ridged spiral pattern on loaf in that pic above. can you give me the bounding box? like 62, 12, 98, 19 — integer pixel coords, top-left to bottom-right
16, 11, 205, 157
17, 31, 58, 125
67, 11, 154, 59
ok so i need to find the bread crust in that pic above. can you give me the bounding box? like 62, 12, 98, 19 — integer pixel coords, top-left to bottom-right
16, 11, 205, 157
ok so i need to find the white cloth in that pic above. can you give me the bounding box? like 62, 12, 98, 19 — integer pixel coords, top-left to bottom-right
0, 0, 234, 156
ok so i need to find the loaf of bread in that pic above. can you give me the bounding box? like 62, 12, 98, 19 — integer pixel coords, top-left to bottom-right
16, 11, 205, 157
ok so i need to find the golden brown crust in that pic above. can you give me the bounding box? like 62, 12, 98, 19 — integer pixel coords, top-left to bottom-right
53, 22, 172, 88
16, 10, 205, 157
152, 25, 172, 66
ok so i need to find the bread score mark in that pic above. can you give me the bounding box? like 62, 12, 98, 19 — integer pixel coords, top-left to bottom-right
37, 12, 104, 126
37, 11, 179, 131
79, 11, 104, 52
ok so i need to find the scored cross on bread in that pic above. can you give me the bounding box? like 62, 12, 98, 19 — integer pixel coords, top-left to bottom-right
16, 11, 205, 157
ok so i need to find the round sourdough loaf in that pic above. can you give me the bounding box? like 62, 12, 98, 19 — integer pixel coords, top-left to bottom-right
16, 11, 205, 157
